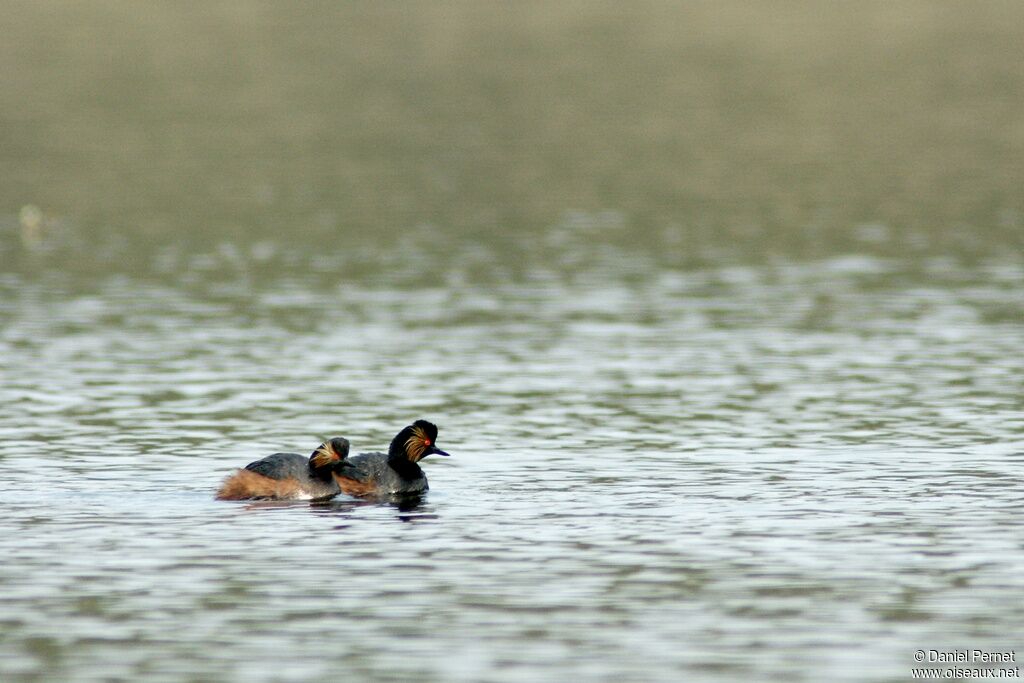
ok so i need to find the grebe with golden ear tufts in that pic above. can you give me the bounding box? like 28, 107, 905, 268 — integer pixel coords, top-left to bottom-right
332, 420, 449, 497
216, 437, 351, 501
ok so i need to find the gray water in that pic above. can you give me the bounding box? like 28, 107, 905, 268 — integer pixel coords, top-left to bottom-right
2, 252, 1022, 682
2, 3, 1024, 682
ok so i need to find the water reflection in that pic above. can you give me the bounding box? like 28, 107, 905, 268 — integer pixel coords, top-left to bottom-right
227, 493, 435, 519
312, 493, 432, 516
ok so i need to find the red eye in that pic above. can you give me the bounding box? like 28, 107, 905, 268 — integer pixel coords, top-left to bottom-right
424, 439, 432, 446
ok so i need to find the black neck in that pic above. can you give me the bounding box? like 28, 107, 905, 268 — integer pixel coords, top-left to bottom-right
308, 461, 335, 482
387, 454, 423, 480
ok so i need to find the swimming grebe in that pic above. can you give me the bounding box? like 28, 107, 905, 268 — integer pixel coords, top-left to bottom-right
333, 420, 449, 497
216, 437, 351, 501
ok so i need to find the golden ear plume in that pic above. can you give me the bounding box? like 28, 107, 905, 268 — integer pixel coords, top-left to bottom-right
404, 427, 429, 462
310, 441, 342, 468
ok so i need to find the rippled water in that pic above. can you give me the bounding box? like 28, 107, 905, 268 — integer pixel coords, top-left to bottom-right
2, 251, 1021, 682
3, 2, 1024, 681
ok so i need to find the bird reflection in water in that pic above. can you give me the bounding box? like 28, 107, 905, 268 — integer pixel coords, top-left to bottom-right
312, 492, 437, 523
237, 491, 431, 516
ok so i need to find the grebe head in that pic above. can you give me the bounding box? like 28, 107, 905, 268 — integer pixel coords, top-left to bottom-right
310, 437, 350, 470
388, 420, 449, 462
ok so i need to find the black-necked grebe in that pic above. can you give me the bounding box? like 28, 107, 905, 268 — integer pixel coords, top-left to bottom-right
333, 420, 449, 497
216, 437, 350, 501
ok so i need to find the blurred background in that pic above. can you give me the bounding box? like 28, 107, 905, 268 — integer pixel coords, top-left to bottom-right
3, 0, 1021, 271
1, 3, 1022, 683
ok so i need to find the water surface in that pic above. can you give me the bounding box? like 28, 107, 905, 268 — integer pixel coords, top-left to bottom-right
2, 253, 1021, 682
2, 3, 1023, 682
